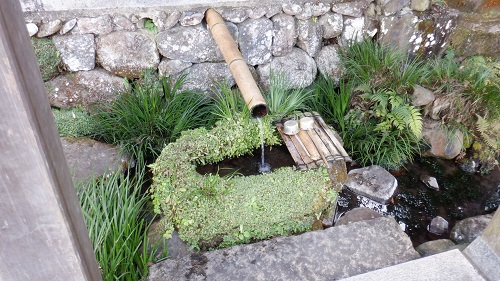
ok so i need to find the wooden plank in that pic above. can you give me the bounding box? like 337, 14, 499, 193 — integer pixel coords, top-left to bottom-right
0, 1, 102, 280
276, 123, 307, 170
312, 112, 352, 162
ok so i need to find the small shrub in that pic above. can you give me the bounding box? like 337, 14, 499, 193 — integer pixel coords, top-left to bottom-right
150, 116, 336, 250
52, 107, 95, 137
31, 37, 61, 81
76, 168, 159, 280
210, 81, 250, 121
91, 72, 212, 159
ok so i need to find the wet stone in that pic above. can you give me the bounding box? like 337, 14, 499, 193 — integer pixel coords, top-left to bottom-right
344, 165, 398, 204
336, 207, 383, 226
420, 175, 439, 191
428, 216, 448, 235
450, 214, 493, 244
484, 186, 500, 212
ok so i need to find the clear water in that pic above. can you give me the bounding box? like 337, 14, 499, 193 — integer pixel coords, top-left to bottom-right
257, 117, 272, 173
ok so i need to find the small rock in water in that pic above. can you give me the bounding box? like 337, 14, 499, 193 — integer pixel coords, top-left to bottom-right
258, 162, 272, 174
428, 216, 449, 235
420, 174, 439, 191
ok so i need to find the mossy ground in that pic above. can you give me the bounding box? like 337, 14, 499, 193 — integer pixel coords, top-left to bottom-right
31, 37, 61, 81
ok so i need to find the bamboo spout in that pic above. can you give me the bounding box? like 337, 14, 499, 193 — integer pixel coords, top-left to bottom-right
205, 8, 268, 118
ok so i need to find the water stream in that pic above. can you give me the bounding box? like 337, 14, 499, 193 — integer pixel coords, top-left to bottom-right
257, 117, 272, 174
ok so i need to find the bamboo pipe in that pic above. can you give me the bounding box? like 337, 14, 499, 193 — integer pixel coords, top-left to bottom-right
205, 8, 268, 118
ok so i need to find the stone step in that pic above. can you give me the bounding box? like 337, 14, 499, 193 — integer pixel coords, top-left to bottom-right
339, 249, 486, 281
148, 216, 420, 281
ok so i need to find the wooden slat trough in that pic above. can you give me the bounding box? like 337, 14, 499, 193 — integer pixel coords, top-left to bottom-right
276, 112, 352, 172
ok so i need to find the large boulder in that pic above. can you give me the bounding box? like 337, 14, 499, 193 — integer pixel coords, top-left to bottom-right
451, 14, 500, 58
344, 165, 398, 204
257, 47, 317, 90
379, 13, 419, 54
315, 44, 344, 84
296, 19, 323, 57
61, 137, 130, 183
271, 13, 296, 57
96, 31, 159, 78
340, 17, 366, 46
422, 120, 464, 159
46, 68, 130, 111
148, 217, 420, 280
53, 34, 95, 72
238, 18, 273, 65
157, 24, 237, 63
450, 214, 493, 244
318, 12, 344, 39
181, 62, 235, 93
335, 207, 383, 226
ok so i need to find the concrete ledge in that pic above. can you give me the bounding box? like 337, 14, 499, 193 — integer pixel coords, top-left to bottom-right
339, 249, 486, 281
464, 236, 500, 281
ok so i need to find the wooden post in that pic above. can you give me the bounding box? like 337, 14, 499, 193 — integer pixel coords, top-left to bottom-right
0, 1, 101, 280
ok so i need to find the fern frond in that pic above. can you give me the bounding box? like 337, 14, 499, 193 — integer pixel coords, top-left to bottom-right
406, 107, 423, 138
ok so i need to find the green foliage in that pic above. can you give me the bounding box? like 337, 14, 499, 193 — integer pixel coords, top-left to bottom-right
31, 37, 61, 81
263, 72, 312, 121
76, 166, 160, 280
307, 75, 352, 132
143, 19, 158, 34
210, 82, 250, 121
91, 72, 212, 159
52, 107, 95, 137
150, 116, 335, 249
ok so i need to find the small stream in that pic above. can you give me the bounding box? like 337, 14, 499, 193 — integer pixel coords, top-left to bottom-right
197, 146, 499, 246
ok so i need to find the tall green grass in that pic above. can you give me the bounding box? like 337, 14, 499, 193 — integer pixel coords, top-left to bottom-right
91, 72, 212, 159
76, 166, 159, 280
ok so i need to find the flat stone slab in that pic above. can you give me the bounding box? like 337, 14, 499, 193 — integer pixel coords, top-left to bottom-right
339, 249, 485, 281
148, 216, 420, 280
344, 165, 398, 204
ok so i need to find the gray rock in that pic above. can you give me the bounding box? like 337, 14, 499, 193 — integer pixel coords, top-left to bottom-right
148, 217, 420, 281
282, 3, 303, 15
179, 9, 205, 26
37, 19, 62, 37
312, 2, 332, 17
366, 3, 377, 18
61, 137, 130, 183
112, 14, 136, 31
46, 68, 130, 110
429, 216, 449, 235
182, 62, 235, 93
26, 23, 38, 37
315, 44, 344, 84
160, 10, 181, 30
271, 14, 296, 57
458, 158, 480, 174
382, 0, 411, 16
247, 6, 268, 19
411, 0, 430, 11
451, 12, 497, 58
296, 19, 323, 57
340, 17, 365, 46
318, 12, 343, 39
335, 207, 383, 226
422, 120, 463, 159
332, 0, 371, 18
238, 18, 273, 65
73, 15, 113, 35
53, 34, 95, 72
266, 4, 283, 18
484, 186, 500, 212
379, 14, 419, 54
296, 2, 313, 20
428, 96, 451, 120
420, 175, 439, 191
344, 165, 398, 204
218, 7, 249, 23
60, 19, 77, 35
415, 239, 462, 257
96, 31, 159, 78
257, 47, 317, 90
412, 85, 435, 106
157, 25, 235, 63
451, 214, 493, 244
148, 223, 192, 261
158, 59, 192, 77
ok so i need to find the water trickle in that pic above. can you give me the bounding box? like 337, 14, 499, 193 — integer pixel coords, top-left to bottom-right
257, 117, 272, 174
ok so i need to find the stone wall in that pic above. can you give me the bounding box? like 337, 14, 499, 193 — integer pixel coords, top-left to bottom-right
23, 0, 466, 111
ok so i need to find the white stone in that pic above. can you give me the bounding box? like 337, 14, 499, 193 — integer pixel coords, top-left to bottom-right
26, 23, 38, 36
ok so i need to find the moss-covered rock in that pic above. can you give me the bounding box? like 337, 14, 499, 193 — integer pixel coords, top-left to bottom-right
450, 14, 500, 58
150, 116, 336, 249
31, 37, 62, 81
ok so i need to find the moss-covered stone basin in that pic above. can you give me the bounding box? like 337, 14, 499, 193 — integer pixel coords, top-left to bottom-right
150, 116, 337, 249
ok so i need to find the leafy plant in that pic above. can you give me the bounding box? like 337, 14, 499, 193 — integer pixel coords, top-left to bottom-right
150, 116, 335, 250
263, 72, 312, 121
76, 166, 160, 280
31, 37, 62, 81
143, 18, 158, 34
210, 81, 250, 121
52, 107, 96, 137
307, 75, 352, 133
91, 71, 212, 159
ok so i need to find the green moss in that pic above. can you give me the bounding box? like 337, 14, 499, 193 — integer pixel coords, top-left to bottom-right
52, 107, 95, 137
31, 37, 61, 81
150, 115, 336, 250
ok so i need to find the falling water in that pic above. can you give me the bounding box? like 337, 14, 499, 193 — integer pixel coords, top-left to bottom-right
257, 117, 272, 173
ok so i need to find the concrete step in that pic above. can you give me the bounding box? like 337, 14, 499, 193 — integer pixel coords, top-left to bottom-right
339, 249, 486, 281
